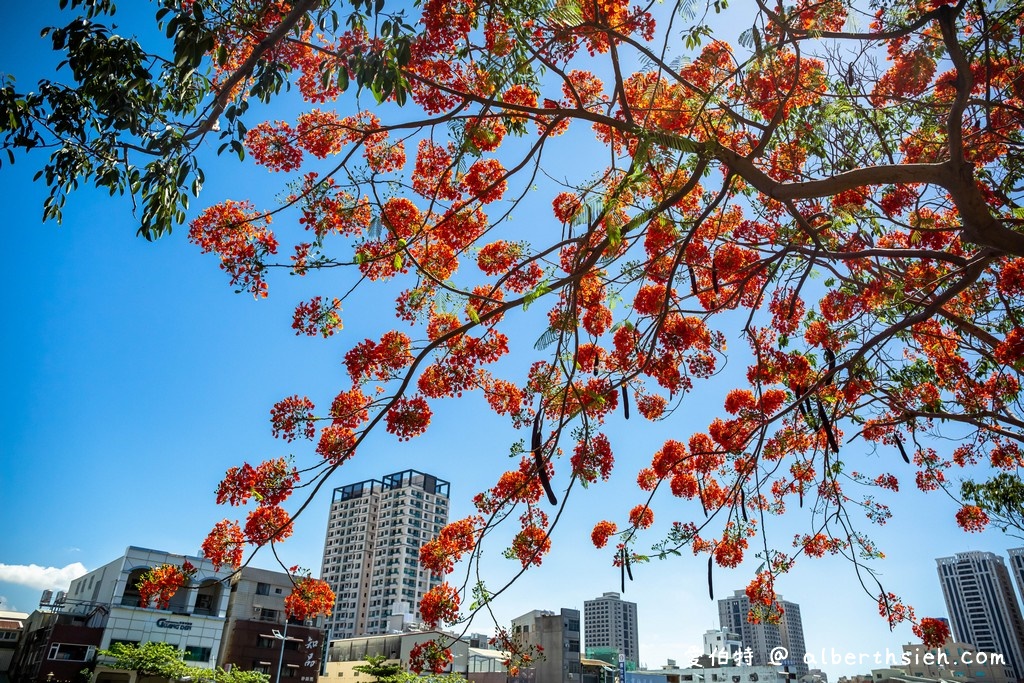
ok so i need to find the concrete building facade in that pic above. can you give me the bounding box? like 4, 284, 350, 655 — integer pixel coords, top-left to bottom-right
321, 631, 468, 680
512, 608, 582, 683
936, 551, 1024, 679
8, 548, 323, 683
219, 567, 324, 683
718, 591, 807, 677
0, 611, 29, 675
583, 592, 639, 669
10, 547, 231, 683
319, 470, 450, 640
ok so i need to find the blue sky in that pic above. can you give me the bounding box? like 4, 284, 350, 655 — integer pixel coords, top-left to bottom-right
1, 1, 1022, 679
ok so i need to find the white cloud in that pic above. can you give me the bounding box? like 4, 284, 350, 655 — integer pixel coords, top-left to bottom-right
0, 563, 88, 590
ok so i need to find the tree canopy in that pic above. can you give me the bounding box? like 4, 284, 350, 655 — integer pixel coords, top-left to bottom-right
99, 642, 269, 683
5, 0, 1024, 663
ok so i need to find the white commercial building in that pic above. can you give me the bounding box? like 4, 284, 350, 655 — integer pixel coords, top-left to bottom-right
67, 545, 232, 668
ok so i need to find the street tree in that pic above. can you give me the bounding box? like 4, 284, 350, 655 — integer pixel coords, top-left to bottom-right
4, 0, 1023, 663
99, 642, 269, 683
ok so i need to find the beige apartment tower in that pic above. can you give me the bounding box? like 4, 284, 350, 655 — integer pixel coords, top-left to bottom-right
583, 591, 639, 668
319, 470, 450, 640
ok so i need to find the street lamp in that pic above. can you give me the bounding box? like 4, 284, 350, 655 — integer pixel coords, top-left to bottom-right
271, 620, 289, 683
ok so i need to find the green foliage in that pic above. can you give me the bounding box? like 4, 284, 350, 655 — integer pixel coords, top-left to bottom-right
961, 473, 1024, 536
99, 642, 269, 683
351, 654, 404, 682
101, 642, 191, 679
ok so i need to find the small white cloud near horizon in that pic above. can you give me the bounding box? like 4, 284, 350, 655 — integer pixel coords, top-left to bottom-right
0, 563, 88, 590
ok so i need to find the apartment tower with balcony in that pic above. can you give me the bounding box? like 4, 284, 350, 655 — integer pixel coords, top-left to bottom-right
319, 470, 450, 640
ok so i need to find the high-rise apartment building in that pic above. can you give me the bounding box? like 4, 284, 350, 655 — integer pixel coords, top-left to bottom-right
583, 591, 639, 668
718, 590, 807, 676
937, 551, 1024, 679
1006, 547, 1024, 606
319, 470, 450, 640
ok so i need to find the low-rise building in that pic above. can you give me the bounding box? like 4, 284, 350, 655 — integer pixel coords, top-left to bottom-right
625, 662, 791, 683
8, 547, 323, 683
219, 567, 324, 683
321, 631, 468, 680
0, 611, 30, 675
511, 609, 581, 683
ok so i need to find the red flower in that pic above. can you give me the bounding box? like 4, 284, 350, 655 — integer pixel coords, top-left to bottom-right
591, 520, 618, 548
409, 639, 454, 674
629, 504, 654, 529
419, 583, 461, 628
202, 520, 245, 571
137, 562, 197, 610
913, 617, 951, 649
244, 505, 294, 545
284, 574, 335, 621
955, 505, 989, 533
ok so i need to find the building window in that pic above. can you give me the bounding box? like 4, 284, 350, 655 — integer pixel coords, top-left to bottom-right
48, 644, 95, 661
184, 647, 212, 663
256, 583, 272, 596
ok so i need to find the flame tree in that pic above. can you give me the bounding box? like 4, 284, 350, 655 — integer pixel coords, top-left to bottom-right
4, 0, 1023, 659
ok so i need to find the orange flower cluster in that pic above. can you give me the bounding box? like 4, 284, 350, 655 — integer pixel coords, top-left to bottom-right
216, 458, 299, 507
284, 574, 335, 621
188, 201, 277, 298
201, 520, 245, 571
591, 520, 618, 548
571, 433, 614, 483
409, 639, 454, 674
244, 505, 294, 545
419, 583, 461, 628
292, 297, 344, 338
912, 617, 951, 649
137, 561, 196, 610
955, 505, 989, 532
419, 516, 482, 575
508, 525, 552, 567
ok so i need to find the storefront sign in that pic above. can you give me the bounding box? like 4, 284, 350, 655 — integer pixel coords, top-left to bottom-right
155, 618, 193, 631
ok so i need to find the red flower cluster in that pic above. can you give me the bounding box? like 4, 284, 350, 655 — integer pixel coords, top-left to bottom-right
344, 331, 413, 383
912, 617, 951, 649
385, 395, 433, 440
188, 200, 277, 298
270, 395, 317, 441
202, 520, 245, 571
591, 520, 618, 548
419, 583, 461, 628
409, 639, 454, 674
955, 505, 989, 533
509, 525, 551, 567
216, 458, 299, 508
284, 574, 335, 621
419, 516, 482, 575
137, 561, 196, 610
292, 297, 344, 338
571, 433, 614, 483
244, 505, 294, 545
